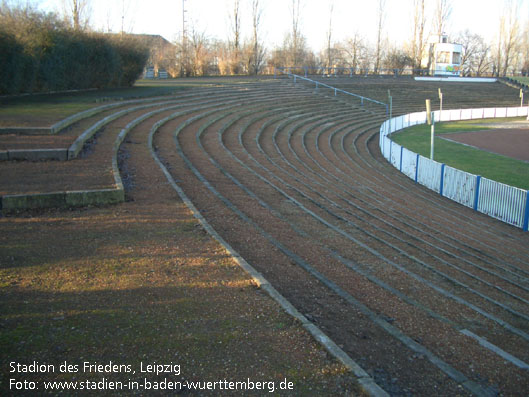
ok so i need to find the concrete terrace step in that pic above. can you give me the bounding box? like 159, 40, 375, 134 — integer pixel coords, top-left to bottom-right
0, 84, 297, 161
0, 83, 314, 210
164, 88, 526, 395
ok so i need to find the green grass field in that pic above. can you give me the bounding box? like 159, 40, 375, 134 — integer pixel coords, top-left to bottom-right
0, 77, 273, 127
390, 118, 529, 190
510, 76, 529, 86
0, 82, 192, 127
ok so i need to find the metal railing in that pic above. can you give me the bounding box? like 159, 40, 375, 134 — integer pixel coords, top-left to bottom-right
276, 66, 430, 77
276, 67, 388, 115
380, 107, 529, 231
275, 66, 527, 78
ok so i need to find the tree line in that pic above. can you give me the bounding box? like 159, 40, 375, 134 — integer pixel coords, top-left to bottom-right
2, 0, 529, 93
0, 2, 149, 95
171, 0, 529, 78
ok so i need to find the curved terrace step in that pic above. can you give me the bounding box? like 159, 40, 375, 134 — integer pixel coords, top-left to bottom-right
0, 83, 298, 161
150, 80, 529, 395
0, 83, 316, 209
3, 79, 528, 395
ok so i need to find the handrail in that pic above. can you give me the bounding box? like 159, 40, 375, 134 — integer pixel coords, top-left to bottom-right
276, 67, 388, 115
277, 65, 430, 77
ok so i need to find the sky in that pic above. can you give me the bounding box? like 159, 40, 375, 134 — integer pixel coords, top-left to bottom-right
31, 0, 529, 51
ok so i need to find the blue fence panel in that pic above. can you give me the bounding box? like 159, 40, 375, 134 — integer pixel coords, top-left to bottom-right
417, 156, 443, 193
395, 116, 404, 131
439, 111, 452, 122
524, 192, 529, 231
380, 105, 529, 230
449, 109, 462, 120
390, 141, 401, 168
384, 120, 390, 136
496, 108, 508, 118
402, 114, 411, 129
409, 112, 427, 126
477, 178, 528, 228
471, 108, 485, 119
517, 107, 528, 116
401, 147, 418, 179
461, 109, 472, 120
507, 107, 519, 117
483, 108, 496, 118
386, 119, 394, 134
442, 165, 478, 208
383, 136, 391, 160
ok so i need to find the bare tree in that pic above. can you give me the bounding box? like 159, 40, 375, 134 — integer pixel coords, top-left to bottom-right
493, 18, 503, 76
213, 40, 231, 75
500, 0, 520, 76
336, 33, 369, 73
231, 0, 241, 51
374, 0, 386, 73
325, 2, 334, 70
273, 0, 308, 69
246, 0, 265, 75
474, 42, 492, 76
521, 20, 529, 75
410, 0, 426, 71
492, 0, 521, 76
290, 0, 302, 66
433, 0, 452, 37
271, 1, 314, 72
62, 0, 91, 31
383, 47, 413, 73
119, 0, 135, 36
456, 30, 491, 76
228, 0, 242, 74
189, 27, 212, 76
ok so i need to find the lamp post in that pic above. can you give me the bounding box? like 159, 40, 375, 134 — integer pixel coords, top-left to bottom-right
388, 90, 393, 134
426, 99, 435, 160
439, 88, 443, 118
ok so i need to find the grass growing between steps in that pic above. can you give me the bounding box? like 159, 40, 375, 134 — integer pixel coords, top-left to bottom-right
0, 83, 192, 127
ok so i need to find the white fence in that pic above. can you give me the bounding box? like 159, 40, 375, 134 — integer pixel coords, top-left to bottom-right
379, 107, 529, 231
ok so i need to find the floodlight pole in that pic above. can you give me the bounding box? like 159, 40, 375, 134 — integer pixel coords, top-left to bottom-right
426, 99, 434, 160
388, 90, 393, 134
439, 88, 443, 117
520, 89, 524, 108
181, 0, 188, 77
431, 120, 435, 160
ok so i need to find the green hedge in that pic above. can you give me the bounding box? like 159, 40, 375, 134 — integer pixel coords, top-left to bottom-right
0, 5, 149, 95
0, 30, 31, 94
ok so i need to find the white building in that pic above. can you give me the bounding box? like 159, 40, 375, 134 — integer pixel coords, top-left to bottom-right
423, 34, 463, 77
